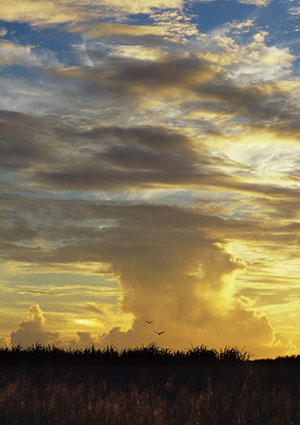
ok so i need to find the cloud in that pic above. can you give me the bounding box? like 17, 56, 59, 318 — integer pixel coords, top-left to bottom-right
0, 192, 298, 355
237, 0, 271, 5
52, 43, 297, 141
0, 110, 57, 171
84, 303, 105, 315
54, 54, 215, 102
89, 204, 274, 352
70, 22, 170, 43
0, 1, 83, 25
0, 197, 279, 354
0, 338, 7, 347
0, 40, 38, 67
69, 331, 94, 348
34, 123, 233, 191
0, 28, 8, 37
0, 0, 184, 26
0, 0, 273, 29
0, 110, 244, 192
10, 304, 59, 347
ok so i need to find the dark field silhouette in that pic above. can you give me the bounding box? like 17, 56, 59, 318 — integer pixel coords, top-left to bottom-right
1, 344, 300, 424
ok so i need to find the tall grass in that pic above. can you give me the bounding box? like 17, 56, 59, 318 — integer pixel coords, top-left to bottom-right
0, 345, 300, 424
0, 370, 299, 424
0, 343, 250, 366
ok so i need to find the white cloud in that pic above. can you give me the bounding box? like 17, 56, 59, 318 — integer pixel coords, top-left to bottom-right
289, 6, 300, 16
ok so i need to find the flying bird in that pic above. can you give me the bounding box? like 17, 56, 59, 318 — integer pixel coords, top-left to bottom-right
146, 320, 153, 324
154, 330, 165, 336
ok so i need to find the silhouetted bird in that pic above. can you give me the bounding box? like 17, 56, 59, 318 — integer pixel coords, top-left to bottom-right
146, 320, 153, 324
154, 330, 165, 335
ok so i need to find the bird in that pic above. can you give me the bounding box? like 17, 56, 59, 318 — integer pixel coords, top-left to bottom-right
146, 320, 153, 324
154, 330, 165, 335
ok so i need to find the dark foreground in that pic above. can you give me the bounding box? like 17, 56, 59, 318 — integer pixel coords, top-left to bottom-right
1, 345, 300, 425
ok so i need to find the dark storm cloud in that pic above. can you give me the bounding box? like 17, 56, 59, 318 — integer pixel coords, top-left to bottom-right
197, 76, 300, 132
2, 58, 298, 195
1, 66, 300, 196
55, 54, 215, 100
54, 52, 300, 138
0, 112, 240, 191
0, 110, 57, 170
0, 195, 296, 266
0, 109, 231, 191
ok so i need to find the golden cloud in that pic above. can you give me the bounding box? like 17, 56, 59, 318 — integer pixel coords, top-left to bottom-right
0, 0, 184, 25
71, 23, 169, 39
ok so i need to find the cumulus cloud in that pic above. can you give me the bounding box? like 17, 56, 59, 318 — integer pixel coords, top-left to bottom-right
0, 197, 283, 354
91, 204, 274, 352
69, 331, 94, 348
10, 305, 59, 347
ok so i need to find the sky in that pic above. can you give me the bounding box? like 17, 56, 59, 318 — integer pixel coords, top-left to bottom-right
1, 0, 300, 358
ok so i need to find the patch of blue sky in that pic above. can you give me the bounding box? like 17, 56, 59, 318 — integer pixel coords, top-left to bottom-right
119, 12, 154, 25
252, 1, 300, 59
88, 188, 237, 207
0, 67, 91, 116
0, 63, 43, 81
0, 20, 83, 67
185, 1, 258, 33
253, 0, 296, 32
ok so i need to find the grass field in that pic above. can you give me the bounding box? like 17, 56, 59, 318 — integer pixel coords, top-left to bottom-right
1, 344, 300, 425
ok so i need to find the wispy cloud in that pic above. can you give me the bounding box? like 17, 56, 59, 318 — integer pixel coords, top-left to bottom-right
237, 0, 271, 5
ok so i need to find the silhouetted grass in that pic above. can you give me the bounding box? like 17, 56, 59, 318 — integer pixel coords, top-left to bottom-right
0, 343, 249, 367
1, 345, 300, 424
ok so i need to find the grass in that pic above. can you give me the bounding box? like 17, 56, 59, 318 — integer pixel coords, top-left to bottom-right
0, 344, 300, 424
0, 343, 250, 366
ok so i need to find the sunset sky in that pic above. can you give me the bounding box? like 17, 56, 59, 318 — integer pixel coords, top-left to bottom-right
1, 0, 300, 358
